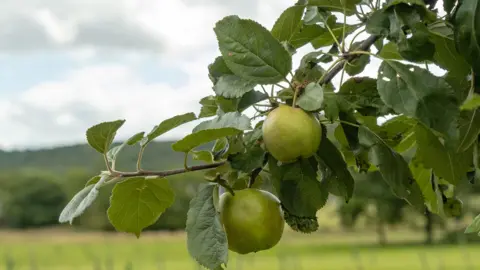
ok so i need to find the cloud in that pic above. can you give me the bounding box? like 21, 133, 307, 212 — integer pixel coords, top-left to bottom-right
0, 63, 217, 150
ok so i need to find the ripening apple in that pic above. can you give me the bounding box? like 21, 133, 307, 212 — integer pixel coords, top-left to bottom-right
262, 104, 322, 163
218, 188, 285, 254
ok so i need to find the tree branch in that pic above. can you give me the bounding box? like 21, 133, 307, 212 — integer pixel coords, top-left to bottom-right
319, 35, 380, 85
119, 162, 226, 178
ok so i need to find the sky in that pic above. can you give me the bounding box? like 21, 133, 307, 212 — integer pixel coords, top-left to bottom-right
0, 0, 445, 151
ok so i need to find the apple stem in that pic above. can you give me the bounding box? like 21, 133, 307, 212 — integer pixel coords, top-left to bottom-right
292, 86, 300, 108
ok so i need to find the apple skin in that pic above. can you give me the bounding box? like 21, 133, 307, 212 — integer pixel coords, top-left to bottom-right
262, 104, 322, 163
219, 188, 285, 255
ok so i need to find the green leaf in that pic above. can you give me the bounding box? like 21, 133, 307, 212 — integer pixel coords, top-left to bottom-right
385, 0, 425, 9
59, 175, 108, 224
397, 25, 435, 62
409, 159, 441, 214
453, 0, 480, 73
308, 0, 361, 15
107, 177, 175, 238
377, 60, 459, 139
208, 56, 234, 84
465, 213, 480, 234
216, 97, 240, 114
378, 42, 403, 60
366, 9, 390, 36
415, 124, 471, 185
186, 184, 228, 270
143, 113, 197, 146
338, 77, 392, 117
86, 120, 126, 154
345, 54, 370, 76
85, 176, 101, 187
228, 145, 266, 173
271, 6, 306, 43
192, 150, 214, 163
458, 109, 480, 151
358, 126, 425, 211
193, 112, 252, 133
290, 25, 327, 49
461, 94, 480, 111
426, 23, 470, 78
237, 90, 269, 112
444, 0, 456, 15
311, 24, 357, 49
269, 156, 329, 218
213, 75, 256, 98
316, 136, 355, 202
127, 132, 145, 145
199, 96, 218, 118
173, 128, 243, 153
296, 82, 324, 111
214, 15, 292, 84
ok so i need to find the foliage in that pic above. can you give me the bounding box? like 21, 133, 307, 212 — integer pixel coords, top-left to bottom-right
57, 0, 480, 269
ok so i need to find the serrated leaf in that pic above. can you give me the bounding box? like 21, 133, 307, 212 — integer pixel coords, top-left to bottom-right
458, 109, 480, 151
192, 150, 214, 163
199, 96, 218, 118
338, 77, 392, 117
208, 56, 234, 84
213, 75, 256, 98
214, 15, 292, 84
378, 42, 403, 60
173, 128, 243, 153
107, 177, 175, 238
453, 0, 480, 73
186, 184, 228, 270
271, 5, 306, 43
216, 97, 239, 114
377, 60, 459, 139
308, 0, 361, 15
143, 113, 197, 146
316, 136, 354, 202
237, 90, 269, 112
397, 25, 435, 62
358, 126, 425, 211
296, 82, 324, 111
269, 156, 329, 218
86, 120, 125, 154
461, 94, 480, 111
228, 145, 266, 173
193, 112, 252, 133
415, 124, 471, 186
409, 159, 440, 214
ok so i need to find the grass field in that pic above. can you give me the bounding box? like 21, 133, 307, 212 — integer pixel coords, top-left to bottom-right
1, 227, 480, 270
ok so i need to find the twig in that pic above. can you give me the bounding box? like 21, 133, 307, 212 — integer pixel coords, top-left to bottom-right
119, 162, 226, 178
319, 35, 380, 85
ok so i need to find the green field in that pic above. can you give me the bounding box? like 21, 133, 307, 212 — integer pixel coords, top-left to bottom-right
1, 228, 479, 270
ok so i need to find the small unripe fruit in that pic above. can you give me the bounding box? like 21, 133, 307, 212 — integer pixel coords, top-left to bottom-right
219, 188, 285, 254
262, 104, 322, 163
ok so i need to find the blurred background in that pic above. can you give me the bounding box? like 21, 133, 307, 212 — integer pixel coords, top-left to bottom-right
1, 0, 480, 269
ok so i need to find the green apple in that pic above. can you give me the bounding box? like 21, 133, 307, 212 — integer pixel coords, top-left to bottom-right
262, 104, 322, 163
219, 188, 285, 254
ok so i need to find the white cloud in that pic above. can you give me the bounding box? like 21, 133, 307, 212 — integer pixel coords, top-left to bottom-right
0, 63, 215, 150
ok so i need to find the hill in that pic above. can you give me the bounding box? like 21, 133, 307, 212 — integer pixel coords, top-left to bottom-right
0, 140, 213, 174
